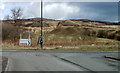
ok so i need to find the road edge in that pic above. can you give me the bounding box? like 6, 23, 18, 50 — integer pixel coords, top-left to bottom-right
4, 58, 13, 73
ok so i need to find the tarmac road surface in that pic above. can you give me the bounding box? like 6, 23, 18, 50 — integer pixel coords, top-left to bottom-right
1, 51, 119, 72
1, 51, 87, 71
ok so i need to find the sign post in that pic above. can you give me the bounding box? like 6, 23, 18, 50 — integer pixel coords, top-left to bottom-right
19, 32, 31, 46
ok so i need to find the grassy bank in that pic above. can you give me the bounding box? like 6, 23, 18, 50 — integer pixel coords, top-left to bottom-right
1, 42, 119, 51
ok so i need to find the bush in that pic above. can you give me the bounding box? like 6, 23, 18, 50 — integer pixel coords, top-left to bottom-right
2, 23, 20, 41
115, 34, 120, 41
107, 32, 116, 39
115, 30, 120, 41
97, 30, 107, 38
81, 28, 96, 40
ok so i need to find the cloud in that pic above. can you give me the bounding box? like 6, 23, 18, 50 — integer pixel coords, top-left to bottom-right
0, 3, 5, 10
43, 3, 80, 20
0, 3, 5, 20
1, 0, 120, 2
78, 2, 118, 21
1, 2, 118, 22
23, 2, 40, 18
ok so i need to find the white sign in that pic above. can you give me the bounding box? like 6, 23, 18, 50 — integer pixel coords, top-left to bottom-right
19, 39, 31, 46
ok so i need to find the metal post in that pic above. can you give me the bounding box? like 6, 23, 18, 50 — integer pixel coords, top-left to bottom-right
19, 33, 22, 46
28, 32, 30, 39
20, 33, 22, 39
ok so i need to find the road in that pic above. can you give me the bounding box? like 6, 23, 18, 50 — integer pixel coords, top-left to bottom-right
1, 51, 119, 72
1, 51, 87, 71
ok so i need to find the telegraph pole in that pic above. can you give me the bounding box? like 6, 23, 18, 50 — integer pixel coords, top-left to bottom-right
37, 0, 43, 49
41, 0, 43, 37
41, 0, 43, 49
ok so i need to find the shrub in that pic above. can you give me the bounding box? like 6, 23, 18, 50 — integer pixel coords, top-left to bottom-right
107, 31, 116, 39
81, 28, 96, 40
2, 23, 20, 41
115, 30, 120, 41
97, 30, 107, 38
115, 34, 120, 41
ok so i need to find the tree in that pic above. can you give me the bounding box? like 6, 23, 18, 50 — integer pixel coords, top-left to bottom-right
11, 7, 23, 20
5, 7, 23, 20
3, 7, 24, 43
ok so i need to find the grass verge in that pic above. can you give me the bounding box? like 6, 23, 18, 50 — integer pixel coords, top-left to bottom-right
1, 43, 119, 51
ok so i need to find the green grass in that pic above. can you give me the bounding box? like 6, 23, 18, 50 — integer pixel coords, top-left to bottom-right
54, 44, 119, 51
1, 43, 119, 51
2, 43, 38, 50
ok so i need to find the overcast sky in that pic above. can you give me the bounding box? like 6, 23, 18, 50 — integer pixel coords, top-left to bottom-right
0, 2, 118, 22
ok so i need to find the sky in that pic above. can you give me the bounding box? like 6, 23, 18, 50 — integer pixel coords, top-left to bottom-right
0, 2, 118, 22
